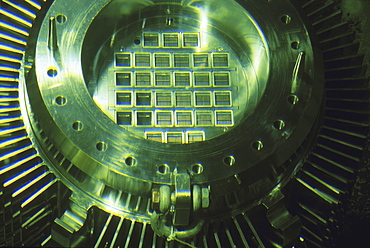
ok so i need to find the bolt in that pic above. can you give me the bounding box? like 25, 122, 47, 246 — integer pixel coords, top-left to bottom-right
152, 189, 160, 203
201, 187, 210, 208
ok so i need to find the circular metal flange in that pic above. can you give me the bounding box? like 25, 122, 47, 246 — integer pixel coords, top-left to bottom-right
24, 0, 324, 217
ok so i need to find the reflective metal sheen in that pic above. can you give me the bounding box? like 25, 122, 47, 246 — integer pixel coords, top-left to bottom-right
20, 0, 324, 238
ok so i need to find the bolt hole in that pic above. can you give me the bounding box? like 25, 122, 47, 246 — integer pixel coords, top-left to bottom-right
291, 41, 300, 50
56, 14, 67, 24
223, 156, 236, 166
158, 164, 169, 174
125, 156, 136, 166
134, 38, 141, 45
273, 120, 285, 130
72, 121, 83, 131
55, 95, 67, 106
191, 164, 203, 174
252, 140, 264, 151
47, 67, 58, 77
280, 15, 291, 24
288, 94, 299, 105
96, 141, 107, 152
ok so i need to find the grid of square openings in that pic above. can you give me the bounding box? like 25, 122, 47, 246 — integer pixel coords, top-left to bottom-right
116, 110, 234, 128
115, 71, 231, 87
113, 32, 234, 131
116, 91, 232, 108
145, 131, 205, 144
115, 52, 230, 68
142, 32, 200, 48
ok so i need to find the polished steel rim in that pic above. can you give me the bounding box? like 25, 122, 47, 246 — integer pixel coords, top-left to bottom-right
0, 0, 368, 247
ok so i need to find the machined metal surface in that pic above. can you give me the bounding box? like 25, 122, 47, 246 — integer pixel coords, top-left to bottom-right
1, 0, 369, 247
25, 0, 323, 209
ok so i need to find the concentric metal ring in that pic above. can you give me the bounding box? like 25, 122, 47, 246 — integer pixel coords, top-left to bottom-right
23, 0, 324, 214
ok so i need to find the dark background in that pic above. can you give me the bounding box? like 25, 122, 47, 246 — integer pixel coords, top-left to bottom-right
334, 0, 370, 246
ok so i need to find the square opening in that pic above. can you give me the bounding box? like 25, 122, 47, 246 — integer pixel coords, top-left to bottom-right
116, 92, 132, 106
143, 32, 159, 47
214, 91, 232, 106
173, 53, 190, 68
146, 132, 163, 142
174, 72, 191, 87
195, 92, 211, 106
155, 72, 171, 86
137, 112, 152, 126
193, 53, 209, 68
156, 92, 172, 107
175, 92, 192, 107
135, 72, 151, 86
196, 111, 213, 126
154, 53, 171, 67
194, 72, 210, 87
183, 33, 199, 47
175, 111, 193, 126
214, 72, 230, 86
156, 111, 173, 126
135, 53, 151, 67
166, 132, 183, 144
188, 131, 205, 143
115, 53, 131, 67
117, 112, 132, 125
213, 53, 229, 67
163, 33, 179, 47
215, 110, 233, 126
116, 72, 131, 86
136, 92, 151, 106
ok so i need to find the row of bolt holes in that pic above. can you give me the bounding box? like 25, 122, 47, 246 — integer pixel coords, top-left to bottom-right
186, 11, 294, 175
46, 13, 300, 78
200, 12, 297, 174
50, 12, 299, 174
281, 14, 301, 50
53, 13, 293, 27
55, 13, 293, 28
52, 13, 299, 47
55, 95, 296, 173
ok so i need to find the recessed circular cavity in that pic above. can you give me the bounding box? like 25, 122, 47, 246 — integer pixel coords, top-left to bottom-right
273, 120, 285, 130
96, 141, 107, 152
125, 156, 136, 166
56, 14, 67, 24
291, 41, 301, 50
191, 164, 203, 174
280, 15, 292, 24
223, 156, 236, 166
134, 38, 141, 45
29, 0, 324, 225
83, 1, 269, 145
72, 121, 83, 131
47, 67, 58, 77
55, 95, 66, 106
158, 164, 170, 174
288, 94, 299, 105
252, 140, 264, 151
